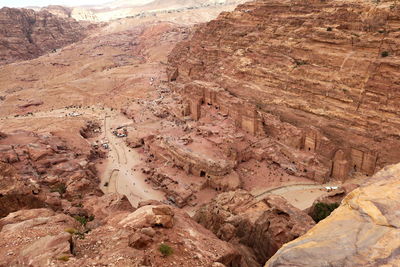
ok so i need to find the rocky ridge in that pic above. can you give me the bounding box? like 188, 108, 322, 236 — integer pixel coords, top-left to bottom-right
0, 7, 86, 65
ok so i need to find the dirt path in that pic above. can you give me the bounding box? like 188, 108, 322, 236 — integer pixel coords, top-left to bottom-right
100, 111, 164, 206
254, 183, 339, 210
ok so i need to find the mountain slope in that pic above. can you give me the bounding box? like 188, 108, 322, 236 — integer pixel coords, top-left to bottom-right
0, 7, 86, 65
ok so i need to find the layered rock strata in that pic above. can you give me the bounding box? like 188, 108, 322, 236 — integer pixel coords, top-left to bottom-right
0, 7, 86, 65
168, 0, 400, 182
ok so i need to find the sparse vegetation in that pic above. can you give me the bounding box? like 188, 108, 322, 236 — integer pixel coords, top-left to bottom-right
74, 215, 95, 226
50, 183, 67, 196
74, 203, 84, 208
159, 243, 173, 256
57, 255, 70, 261
65, 226, 91, 239
327, 27, 333, 31
65, 228, 77, 234
312, 202, 340, 222
294, 59, 308, 67
381, 51, 389, 57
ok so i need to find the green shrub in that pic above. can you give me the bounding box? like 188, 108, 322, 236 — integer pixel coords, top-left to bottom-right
381, 51, 389, 57
312, 202, 339, 222
159, 243, 173, 256
74, 215, 94, 226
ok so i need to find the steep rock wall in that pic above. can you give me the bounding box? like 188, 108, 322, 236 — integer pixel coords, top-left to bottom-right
168, 0, 400, 182
0, 7, 86, 65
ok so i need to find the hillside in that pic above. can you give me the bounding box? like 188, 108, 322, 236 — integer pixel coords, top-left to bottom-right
0, 7, 86, 65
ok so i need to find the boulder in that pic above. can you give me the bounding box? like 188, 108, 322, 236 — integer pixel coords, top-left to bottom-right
20, 233, 72, 266
266, 163, 400, 267
128, 232, 153, 249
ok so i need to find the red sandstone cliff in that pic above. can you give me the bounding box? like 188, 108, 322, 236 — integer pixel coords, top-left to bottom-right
168, 0, 400, 182
0, 7, 86, 65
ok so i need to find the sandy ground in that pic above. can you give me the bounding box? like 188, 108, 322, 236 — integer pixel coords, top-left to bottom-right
100, 111, 164, 205
254, 183, 340, 210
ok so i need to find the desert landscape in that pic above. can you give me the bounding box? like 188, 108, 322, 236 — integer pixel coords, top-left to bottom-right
0, 0, 399, 266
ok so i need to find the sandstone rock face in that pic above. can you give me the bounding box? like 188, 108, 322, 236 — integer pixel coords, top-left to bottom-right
0, 131, 101, 218
194, 190, 315, 266
266, 163, 400, 267
0, 208, 78, 267
0, 7, 86, 65
0, 161, 47, 218
41, 5, 72, 18
80, 203, 242, 266
168, 0, 400, 182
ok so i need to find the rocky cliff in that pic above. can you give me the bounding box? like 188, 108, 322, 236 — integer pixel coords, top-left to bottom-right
265, 163, 400, 266
194, 190, 315, 266
0, 7, 86, 65
41, 5, 72, 18
168, 0, 400, 182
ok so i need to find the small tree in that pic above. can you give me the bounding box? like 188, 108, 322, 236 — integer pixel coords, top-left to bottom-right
312, 202, 339, 222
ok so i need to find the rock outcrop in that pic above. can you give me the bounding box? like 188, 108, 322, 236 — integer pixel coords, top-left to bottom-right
0, 208, 78, 267
41, 5, 72, 18
0, 130, 101, 218
168, 0, 400, 182
194, 190, 315, 266
266, 163, 400, 266
0, 7, 86, 65
0, 203, 243, 267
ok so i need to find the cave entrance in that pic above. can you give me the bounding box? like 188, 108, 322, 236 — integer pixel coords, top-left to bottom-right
200, 171, 206, 177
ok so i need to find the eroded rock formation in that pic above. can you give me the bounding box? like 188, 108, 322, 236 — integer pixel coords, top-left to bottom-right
0, 203, 243, 267
0, 130, 101, 218
168, 0, 400, 182
266, 163, 400, 266
194, 190, 315, 266
0, 7, 86, 65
